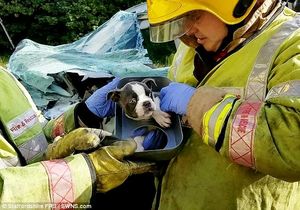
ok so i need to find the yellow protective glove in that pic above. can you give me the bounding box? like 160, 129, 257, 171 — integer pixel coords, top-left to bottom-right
45, 128, 112, 160
88, 140, 156, 193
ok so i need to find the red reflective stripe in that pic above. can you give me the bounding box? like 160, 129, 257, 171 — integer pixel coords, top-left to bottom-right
229, 102, 262, 168
42, 160, 74, 210
52, 115, 65, 139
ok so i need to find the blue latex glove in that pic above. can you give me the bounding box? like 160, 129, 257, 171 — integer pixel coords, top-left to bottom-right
132, 128, 166, 150
160, 82, 196, 115
85, 77, 120, 118
143, 130, 166, 150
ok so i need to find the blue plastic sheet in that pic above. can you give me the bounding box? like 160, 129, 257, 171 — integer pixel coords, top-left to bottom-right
8, 10, 168, 118
9, 11, 167, 93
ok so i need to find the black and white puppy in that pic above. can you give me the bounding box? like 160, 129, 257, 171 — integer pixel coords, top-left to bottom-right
107, 78, 171, 128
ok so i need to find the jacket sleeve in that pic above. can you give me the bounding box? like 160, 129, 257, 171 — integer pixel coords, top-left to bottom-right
187, 32, 300, 182
241, 39, 300, 181
43, 105, 78, 142
43, 102, 103, 142
0, 152, 95, 207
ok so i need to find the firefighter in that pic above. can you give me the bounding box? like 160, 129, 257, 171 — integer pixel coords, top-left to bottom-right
144, 0, 300, 209
0, 69, 154, 208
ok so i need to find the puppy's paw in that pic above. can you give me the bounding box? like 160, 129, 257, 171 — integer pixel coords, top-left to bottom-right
152, 110, 171, 128
53, 136, 62, 142
73, 128, 112, 151
133, 136, 145, 152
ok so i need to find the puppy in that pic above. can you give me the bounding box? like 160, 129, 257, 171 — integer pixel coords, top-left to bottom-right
107, 78, 171, 128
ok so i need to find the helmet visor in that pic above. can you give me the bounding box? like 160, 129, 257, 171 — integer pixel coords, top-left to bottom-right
149, 13, 195, 43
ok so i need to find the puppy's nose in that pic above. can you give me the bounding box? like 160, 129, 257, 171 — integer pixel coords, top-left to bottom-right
143, 101, 152, 109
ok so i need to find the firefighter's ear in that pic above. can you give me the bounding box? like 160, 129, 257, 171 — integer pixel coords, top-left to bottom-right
141, 78, 157, 89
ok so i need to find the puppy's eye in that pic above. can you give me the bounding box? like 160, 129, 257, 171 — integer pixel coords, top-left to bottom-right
129, 98, 136, 104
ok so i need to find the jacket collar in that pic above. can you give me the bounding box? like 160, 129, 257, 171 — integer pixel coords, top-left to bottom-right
224, 0, 282, 53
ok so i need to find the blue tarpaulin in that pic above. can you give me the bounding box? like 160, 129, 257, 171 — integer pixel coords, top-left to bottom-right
8, 10, 168, 118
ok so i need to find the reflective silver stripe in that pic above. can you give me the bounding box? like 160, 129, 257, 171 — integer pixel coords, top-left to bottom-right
245, 15, 300, 101
266, 80, 300, 100
230, 15, 300, 169
0, 156, 20, 169
18, 132, 48, 162
7, 109, 38, 139
208, 96, 236, 147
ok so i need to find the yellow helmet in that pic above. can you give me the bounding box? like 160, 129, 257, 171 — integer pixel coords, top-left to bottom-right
147, 0, 257, 43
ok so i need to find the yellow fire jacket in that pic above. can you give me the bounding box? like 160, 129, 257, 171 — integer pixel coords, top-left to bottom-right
0, 67, 94, 209
158, 7, 300, 210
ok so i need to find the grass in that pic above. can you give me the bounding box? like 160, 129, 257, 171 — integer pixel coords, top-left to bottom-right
0, 55, 9, 67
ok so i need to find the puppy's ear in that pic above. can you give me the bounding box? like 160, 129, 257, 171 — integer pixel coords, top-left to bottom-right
141, 78, 157, 89
107, 90, 121, 102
